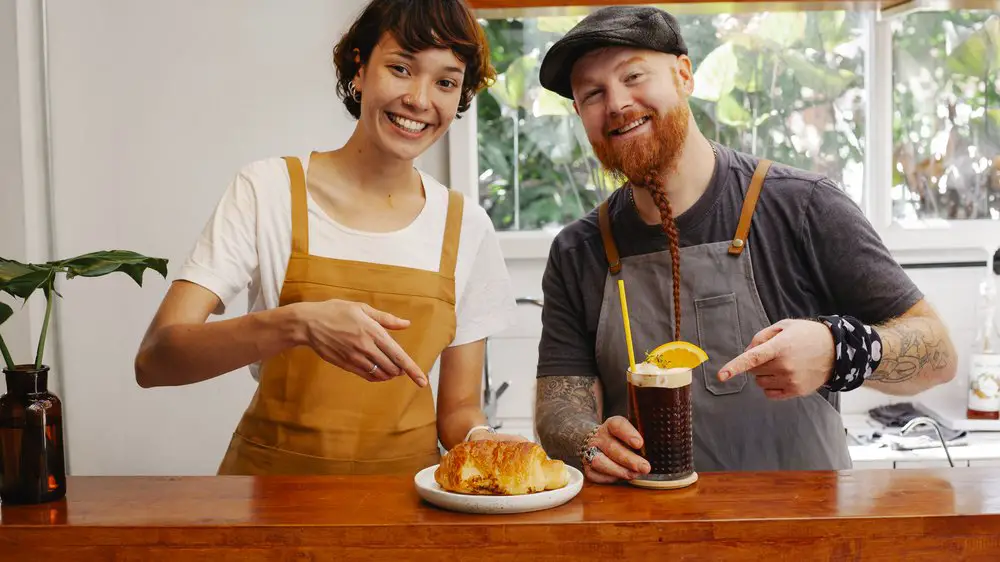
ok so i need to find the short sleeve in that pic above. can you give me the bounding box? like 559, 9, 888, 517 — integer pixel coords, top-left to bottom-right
798, 178, 923, 324
451, 215, 517, 346
536, 240, 599, 377
175, 168, 261, 315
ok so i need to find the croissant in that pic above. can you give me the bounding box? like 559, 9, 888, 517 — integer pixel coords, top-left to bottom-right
434, 440, 570, 496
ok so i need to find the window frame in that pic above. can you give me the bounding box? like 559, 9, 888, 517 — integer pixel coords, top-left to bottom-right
450, 2, 1000, 262
871, 2, 1000, 258
449, 94, 562, 258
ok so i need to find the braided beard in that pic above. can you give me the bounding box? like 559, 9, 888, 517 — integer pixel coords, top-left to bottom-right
589, 76, 692, 343
639, 171, 682, 343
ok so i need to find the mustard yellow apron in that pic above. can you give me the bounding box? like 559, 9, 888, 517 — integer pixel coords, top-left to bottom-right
218, 154, 461, 475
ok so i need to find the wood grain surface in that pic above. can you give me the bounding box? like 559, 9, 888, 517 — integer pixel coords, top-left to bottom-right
2, 468, 999, 560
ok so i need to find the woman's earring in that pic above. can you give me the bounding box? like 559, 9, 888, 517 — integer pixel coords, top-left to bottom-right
347, 81, 362, 103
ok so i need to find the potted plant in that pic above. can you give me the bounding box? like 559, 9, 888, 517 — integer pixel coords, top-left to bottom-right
0, 250, 167, 504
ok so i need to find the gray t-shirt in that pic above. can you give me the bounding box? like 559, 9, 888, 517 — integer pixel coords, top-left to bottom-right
537, 142, 924, 411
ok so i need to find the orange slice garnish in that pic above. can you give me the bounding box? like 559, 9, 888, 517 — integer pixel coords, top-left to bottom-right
644, 341, 709, 369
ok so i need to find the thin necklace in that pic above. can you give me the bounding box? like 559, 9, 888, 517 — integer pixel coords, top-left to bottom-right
629, 142, 718, 211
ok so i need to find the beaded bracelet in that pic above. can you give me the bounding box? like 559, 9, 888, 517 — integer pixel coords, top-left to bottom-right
464, 424, 496, 442
578, 424, 601, 467
817, 315, 883, 392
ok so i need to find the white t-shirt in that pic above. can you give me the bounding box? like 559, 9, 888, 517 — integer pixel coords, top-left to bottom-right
176, 154, 518, 380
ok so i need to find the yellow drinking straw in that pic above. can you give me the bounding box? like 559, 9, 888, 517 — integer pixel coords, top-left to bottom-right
618, 278, 646, 459
617, 279, 636, 371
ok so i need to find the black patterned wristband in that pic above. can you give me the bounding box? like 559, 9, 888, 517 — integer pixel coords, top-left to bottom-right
817, 315, 883, 392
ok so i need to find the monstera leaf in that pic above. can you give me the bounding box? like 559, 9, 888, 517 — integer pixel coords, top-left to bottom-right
489, 55, 537, 111
946, 15, 1000, 77
50, 250, 168, 285
781, 51, 857, 94
0, 250, 168, 370
0, 259, 52, 300
693, 42, 739, 102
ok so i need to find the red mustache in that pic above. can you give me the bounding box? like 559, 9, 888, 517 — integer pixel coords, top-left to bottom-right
605, 111, 654, 136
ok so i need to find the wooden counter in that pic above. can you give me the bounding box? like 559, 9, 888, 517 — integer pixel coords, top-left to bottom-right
2, 468, 999, 560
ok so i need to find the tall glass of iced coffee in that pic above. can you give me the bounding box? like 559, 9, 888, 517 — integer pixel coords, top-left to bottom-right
626, 346, 700, 489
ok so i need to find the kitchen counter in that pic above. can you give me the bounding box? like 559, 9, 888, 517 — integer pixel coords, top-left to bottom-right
843, 413, 1000, 468
2, 469, 999, 560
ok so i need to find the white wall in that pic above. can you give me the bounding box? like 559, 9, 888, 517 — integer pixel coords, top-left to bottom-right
6, 0, 370, 475
1, 0, 58, 396
25, 0, 461, 476
0, 0, 989, 476
841, 266, 983, 417
0, 0, 29, 369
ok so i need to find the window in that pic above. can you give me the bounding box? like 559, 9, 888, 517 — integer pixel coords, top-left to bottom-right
891, 10, 1000, 224
470, 9, 870, 233
448, 3, 1000, 258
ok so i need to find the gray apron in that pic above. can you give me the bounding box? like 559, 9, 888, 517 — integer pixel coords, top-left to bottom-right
594, 159, 852, 472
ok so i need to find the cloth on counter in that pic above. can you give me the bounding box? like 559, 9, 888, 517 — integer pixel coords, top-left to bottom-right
863, 402, 967, 451
878, 432, 968, 451
868, 402, 932, 428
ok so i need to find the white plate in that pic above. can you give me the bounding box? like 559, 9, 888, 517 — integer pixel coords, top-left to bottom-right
414, 464, 584, 515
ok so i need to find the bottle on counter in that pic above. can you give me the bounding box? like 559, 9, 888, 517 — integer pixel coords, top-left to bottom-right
968, 248, 1000, 420
0, 364, 67, 505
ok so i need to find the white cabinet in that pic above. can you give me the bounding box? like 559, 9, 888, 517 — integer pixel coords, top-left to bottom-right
851, 460, 895, 469
893, 460, 969, 469
968, 459, 1000, 467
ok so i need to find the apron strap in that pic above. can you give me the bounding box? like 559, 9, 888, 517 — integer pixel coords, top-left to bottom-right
598, 199, 622, 275
439, 190, 465, 277
283, 156, 309, 255
728, 159, 772, 256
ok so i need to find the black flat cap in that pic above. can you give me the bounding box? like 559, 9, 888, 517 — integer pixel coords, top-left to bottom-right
539, 6, 687, 100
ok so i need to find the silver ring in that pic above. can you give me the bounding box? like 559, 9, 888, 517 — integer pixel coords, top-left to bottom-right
582, 446, 600, 464
368, 363, 379, 375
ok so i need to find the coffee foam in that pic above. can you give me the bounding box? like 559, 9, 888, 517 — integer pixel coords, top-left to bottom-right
628, 363, 692, 388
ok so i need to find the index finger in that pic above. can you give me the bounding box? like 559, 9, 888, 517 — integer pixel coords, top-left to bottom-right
374, 329, 427, 387
718, 340, 778, 381
745, 323, 783, 352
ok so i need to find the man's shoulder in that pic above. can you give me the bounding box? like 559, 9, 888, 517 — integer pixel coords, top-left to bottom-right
715, 145, 863, 239
723, 146, 831, 197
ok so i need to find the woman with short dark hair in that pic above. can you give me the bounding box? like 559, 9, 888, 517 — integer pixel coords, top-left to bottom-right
135, 0, 522, 476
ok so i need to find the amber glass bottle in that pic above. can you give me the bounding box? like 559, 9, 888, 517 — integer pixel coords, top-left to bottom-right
0, 365, 67, 504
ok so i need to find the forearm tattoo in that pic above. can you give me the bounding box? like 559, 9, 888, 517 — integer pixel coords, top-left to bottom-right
868, 316, 950, 384
535, 376, 602, 468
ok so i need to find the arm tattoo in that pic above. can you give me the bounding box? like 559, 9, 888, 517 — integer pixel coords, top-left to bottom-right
868, 315, 951, 384
534, 376, 602, 468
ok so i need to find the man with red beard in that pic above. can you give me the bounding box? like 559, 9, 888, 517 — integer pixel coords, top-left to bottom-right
532, 6, 957, 483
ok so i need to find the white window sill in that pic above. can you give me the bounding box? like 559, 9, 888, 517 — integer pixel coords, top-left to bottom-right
878, 220, 1000, 258
497, 230, 560, 260
496, 226, 998, 265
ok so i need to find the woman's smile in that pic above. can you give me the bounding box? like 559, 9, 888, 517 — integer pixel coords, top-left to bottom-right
385, 111, 432, 138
